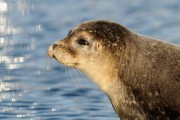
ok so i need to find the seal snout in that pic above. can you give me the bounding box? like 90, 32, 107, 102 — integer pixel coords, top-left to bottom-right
48, 43, 57, 58
48, 42, 61, 58
52, 43, 58, 49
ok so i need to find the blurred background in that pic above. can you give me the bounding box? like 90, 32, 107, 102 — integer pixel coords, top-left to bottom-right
0, 0, 179, 120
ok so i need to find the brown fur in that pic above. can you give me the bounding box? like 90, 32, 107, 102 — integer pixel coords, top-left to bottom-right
48, 20, 180, 120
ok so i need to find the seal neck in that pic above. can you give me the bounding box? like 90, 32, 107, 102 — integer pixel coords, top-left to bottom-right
105, 34, 147, 119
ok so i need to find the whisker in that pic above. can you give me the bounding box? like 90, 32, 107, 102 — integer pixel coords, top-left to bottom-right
67, 67, 86, 93
76, 70, 90, 85
64, 66, 69, 76
67, 67, 79, 86
37, 49, 48, 54
46, 58, 53, 72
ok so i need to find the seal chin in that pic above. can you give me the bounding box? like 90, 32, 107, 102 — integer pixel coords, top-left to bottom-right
62, 62, 79, 68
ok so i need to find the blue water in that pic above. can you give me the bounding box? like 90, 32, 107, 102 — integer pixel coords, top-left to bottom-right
0, 0, 179, 120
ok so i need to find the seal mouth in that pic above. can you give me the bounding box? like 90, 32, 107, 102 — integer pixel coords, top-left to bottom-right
52, 55, 58, 60
52, 54, 79, 67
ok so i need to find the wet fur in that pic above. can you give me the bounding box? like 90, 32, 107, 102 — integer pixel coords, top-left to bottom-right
116, 34, 180, 119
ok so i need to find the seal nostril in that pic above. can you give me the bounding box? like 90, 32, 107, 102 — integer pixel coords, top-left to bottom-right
53, 43, 58, 49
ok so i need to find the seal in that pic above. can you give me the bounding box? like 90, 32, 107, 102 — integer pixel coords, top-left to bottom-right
48, 20, 180, 120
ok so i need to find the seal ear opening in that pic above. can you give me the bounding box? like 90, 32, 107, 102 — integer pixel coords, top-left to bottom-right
97, 43, 102, 48
97, 43, 101, 49
97, 43, 100, 48
96, 42, 103, 51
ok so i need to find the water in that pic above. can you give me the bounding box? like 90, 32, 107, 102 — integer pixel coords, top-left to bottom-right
0, 0, 179, 120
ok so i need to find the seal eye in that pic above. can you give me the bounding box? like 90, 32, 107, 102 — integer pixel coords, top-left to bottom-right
77, 39, 89, 46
